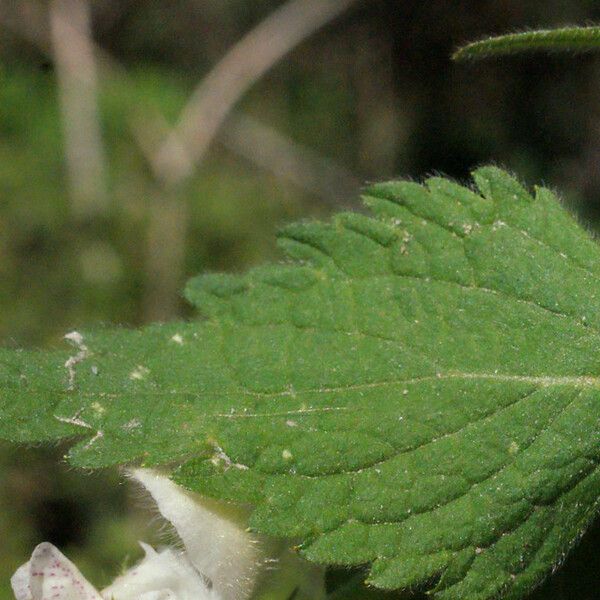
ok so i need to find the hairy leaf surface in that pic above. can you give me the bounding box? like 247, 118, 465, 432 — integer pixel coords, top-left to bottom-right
1, 167, 599, 599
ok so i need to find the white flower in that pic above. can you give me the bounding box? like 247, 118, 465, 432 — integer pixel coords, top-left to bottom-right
12, 541, 219, 600
11, 469, 264, 600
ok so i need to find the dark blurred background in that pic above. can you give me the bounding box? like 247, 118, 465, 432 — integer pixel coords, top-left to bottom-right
1, 1, 599, 598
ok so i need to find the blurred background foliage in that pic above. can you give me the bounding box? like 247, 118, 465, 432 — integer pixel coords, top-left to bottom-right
1, 1, 600, 598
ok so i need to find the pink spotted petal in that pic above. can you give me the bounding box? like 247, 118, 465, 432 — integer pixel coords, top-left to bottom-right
20, 543, 102, 600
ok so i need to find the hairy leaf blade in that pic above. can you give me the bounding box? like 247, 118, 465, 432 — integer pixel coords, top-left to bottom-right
453, 26, 600, 60
1, 167, 599, 599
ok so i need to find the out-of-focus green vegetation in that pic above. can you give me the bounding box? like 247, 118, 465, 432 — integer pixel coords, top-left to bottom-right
2, 1, 600, 599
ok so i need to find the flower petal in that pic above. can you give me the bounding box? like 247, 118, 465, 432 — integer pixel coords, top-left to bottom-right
101, 542, 217, 600
12, 543, 102, 600
130, 469, 262, 600
11, 563, 32, 600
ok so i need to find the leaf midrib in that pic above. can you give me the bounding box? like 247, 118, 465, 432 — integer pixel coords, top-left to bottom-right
50, 371, 600, 405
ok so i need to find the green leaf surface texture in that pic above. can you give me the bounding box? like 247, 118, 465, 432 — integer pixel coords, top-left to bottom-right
1, 167, 599, 599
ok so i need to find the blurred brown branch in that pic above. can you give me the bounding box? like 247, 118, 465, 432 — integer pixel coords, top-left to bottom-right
151, 0, 361, 188
49, 0, 109, 220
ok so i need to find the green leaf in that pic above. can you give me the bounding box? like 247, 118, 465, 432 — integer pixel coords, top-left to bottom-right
1, 167, 599, 599
453, 26, 600, 60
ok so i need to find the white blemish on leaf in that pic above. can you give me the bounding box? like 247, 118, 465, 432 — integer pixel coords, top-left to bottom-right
508, 441, 520, 454
122, 418, 141, 431
129, 365, 150, 381
282, 449, 293, 461
83, 430, 104, 450
90, 402, 105, 416
285, 419, 298, 427
210, 445, 249, 471
55, 409, 92, 430
63, 331, 89, 390
64, 330, 84, 346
